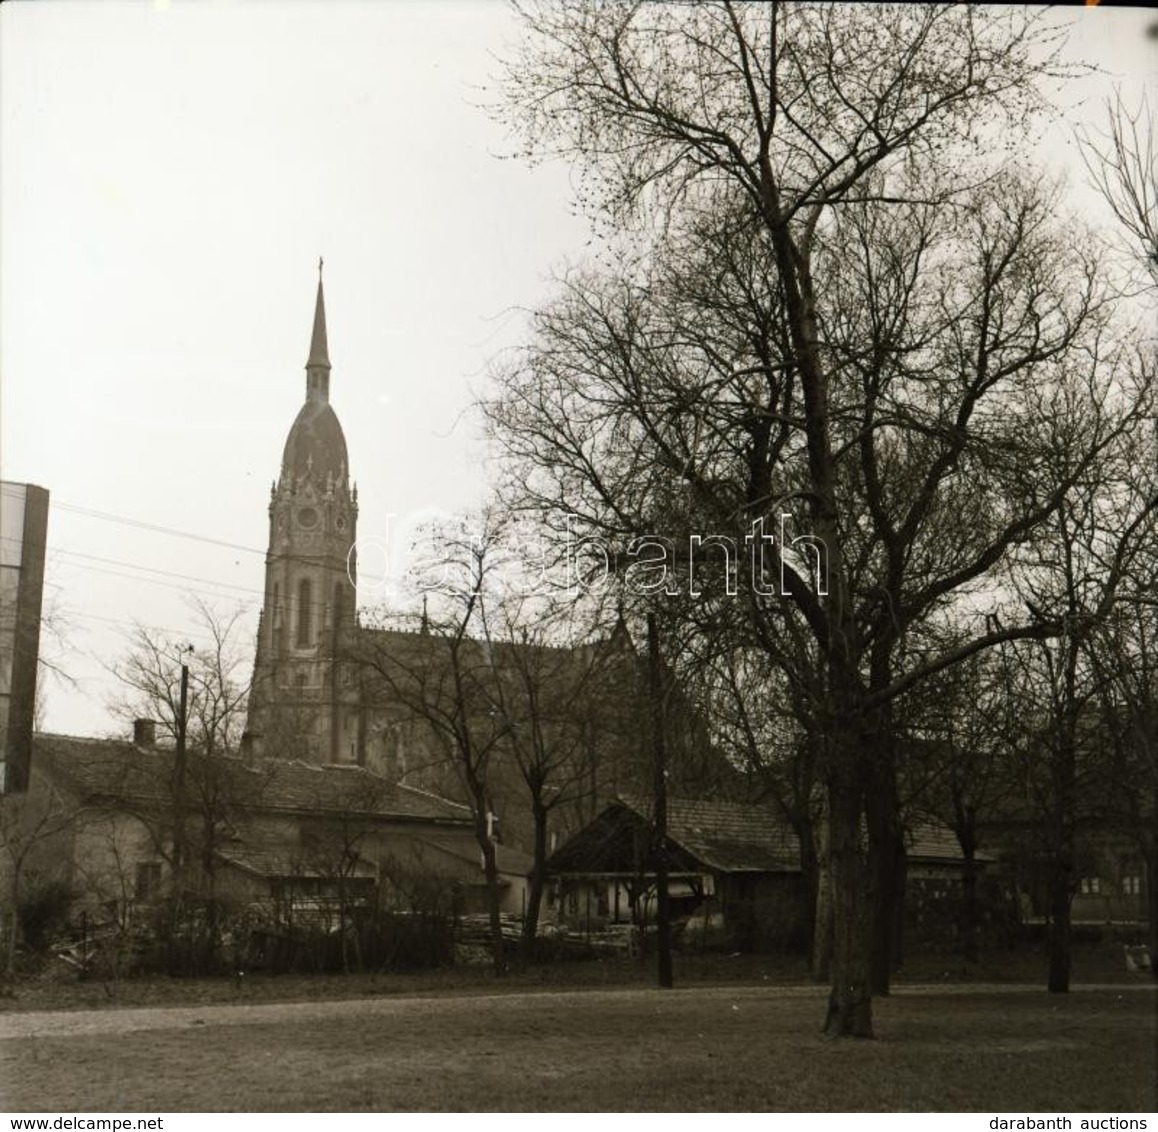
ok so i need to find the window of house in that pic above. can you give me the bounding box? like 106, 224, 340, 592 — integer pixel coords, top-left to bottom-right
1079, 876, 1101, 895
135, 862, 162, 902
1122, 875, 1142, 896
297, 578, 312, 646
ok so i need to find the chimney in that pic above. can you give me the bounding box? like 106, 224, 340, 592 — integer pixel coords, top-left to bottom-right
240, 731, 256, 760
133, 719, 156, 747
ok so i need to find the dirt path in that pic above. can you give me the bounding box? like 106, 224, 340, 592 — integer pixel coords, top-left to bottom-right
0, 983, 814, 1039
0, 980, 1149, 1040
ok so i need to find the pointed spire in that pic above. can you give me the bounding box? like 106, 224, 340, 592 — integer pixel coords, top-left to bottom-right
308, 258, 330, 370
305, 259, 331, 403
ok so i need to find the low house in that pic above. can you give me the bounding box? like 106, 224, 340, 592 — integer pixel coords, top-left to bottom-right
24, 731, 485, 941
546, 796, 990, 952
545, 797, 803, 950
980, 814, 1151, 929
398, 836, 535, 917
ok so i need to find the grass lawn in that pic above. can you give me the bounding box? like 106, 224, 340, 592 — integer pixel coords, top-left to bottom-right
0, 940, 1144, 1015
1, 984, 1154, 1112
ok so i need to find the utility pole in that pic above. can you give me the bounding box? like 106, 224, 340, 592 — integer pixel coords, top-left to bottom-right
168, 645, 193, 971
647, 612, 673, 989
173, 646, 192, 873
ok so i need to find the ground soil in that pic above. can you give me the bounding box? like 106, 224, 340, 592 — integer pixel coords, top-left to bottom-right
0, 944, 1153, 1112
0, 940, 1144, 1015
0, 983, 1153, 1112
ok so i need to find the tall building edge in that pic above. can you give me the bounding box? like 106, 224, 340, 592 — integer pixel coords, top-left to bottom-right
0, 482, 50, 793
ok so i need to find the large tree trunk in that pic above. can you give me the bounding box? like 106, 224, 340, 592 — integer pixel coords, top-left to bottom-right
521, 798, 548, 961
811, 821, 834, 983
479, 832, 506, 975
1148, 772, 1158, 982
1046, 849, 1073, 993
1048, 691, 1077, 993
1146, 844, 1158, 983
1047, 621, 1082, 994
866, 775, 906, 994
953, 797, 981, 964
961, 850, 980, 964
648, 612, 674, 989
4, 868, 21, 980
823, 749, 873, 1038
796, 810, 819, 959
1046, 735, 1075, 993
863, 690, 904, 994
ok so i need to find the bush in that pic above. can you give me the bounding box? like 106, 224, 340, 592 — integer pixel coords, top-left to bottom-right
372, 911, 456, 970
242, 910, 456, 975
18, 880, 75, 958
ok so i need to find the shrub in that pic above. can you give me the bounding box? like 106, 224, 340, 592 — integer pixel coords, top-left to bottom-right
18, 880, 75, 957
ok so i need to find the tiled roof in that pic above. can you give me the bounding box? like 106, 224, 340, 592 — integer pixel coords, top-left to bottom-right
35, 734, 174, 807
551, 795, 974, 876
400, 833, 534, 888
216, 845, 377, 880
620, 795, 799, 872
33, 733, 470, 825
908, 819, 993, 863
411, 835, 534, 879
262, 762, 470, 822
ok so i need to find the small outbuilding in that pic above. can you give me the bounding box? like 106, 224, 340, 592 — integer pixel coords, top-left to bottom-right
546, 796, 988, 951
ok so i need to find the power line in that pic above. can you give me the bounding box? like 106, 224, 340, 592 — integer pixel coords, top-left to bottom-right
47, 550, 379, 614
51, 546, 262, 597
2, 499, 367, 605
2, 493, 391, 626
52, 558, 261, 602
46, 498, 366, 580
49, 499, 264, 556
68, 608, 245, 642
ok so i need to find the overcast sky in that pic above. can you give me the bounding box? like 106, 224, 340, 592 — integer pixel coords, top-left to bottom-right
1, 2, 1155, 739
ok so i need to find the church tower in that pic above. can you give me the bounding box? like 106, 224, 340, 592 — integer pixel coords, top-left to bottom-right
247, 264, 361, 764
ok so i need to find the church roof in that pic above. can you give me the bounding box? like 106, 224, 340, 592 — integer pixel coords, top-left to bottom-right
281, 398, 348, 486
280, 264, 346, 485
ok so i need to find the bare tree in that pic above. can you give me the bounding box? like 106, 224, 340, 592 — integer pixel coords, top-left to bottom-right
106, 596, 252, 970
1012, 408, 1157, 992
351, 511, 516, 973
1079, 93, 1158, 286
109, 596, 250, 756
491, 2, 1150, 1036
1089, 596, 1158, 978
297, 770, 397, 973
472, 594, 623, 958
0, 783, 77, 979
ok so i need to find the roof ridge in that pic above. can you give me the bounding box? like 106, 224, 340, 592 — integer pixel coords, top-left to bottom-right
396, 781, 471, 813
